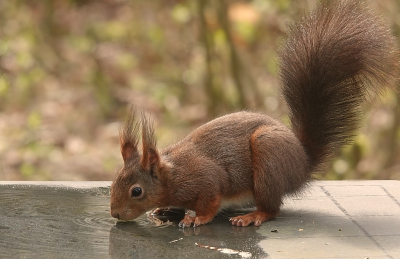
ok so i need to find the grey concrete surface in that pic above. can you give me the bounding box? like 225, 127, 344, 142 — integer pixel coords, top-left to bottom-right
0, 180, 399, 258
260, 181, 400, 259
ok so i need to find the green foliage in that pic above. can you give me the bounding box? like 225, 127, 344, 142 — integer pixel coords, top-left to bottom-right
0, 0, 399, 180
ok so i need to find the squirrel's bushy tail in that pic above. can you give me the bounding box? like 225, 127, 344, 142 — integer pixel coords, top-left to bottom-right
279, 1, 399, 170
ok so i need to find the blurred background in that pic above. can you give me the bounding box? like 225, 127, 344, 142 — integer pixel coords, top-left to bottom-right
0, 0, 399, 181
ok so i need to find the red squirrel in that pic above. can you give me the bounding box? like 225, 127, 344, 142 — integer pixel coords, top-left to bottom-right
110, 1, 399, 227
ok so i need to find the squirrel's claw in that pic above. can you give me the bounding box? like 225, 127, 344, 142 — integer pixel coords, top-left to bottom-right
230, 210, 277, 227
178, 221, 190, 228
179, 212, 195, 228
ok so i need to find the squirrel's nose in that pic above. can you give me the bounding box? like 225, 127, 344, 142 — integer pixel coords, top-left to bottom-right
111, 210, 120, 219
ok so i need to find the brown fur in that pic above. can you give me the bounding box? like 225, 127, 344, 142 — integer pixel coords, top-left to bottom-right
279, 0, 399, 170
110, 1, 399, 227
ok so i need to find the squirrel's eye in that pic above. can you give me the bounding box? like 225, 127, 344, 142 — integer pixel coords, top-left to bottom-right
131, 187, 142, 197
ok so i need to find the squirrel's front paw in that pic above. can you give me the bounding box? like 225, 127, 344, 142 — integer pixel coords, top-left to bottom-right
178, 210, 196, 228
178, 210, 213, 228
178, 218, 192, 228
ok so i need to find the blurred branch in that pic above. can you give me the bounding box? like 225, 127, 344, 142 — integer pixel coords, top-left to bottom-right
217, 0, 246, 109
92, 56, 117, 119
197, 0, 221, 116
381, 91, 400, 179
217, 0, 263, 109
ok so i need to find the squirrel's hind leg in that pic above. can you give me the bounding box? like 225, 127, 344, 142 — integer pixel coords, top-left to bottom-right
231, 125, 309, 227
230, 210, 278, 226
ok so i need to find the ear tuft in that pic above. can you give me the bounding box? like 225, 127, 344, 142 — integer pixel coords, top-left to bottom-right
119, 107, 140, 163
140, 112, 160, 170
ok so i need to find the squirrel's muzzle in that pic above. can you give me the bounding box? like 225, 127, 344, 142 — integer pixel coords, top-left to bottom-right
111, 210, 120, 219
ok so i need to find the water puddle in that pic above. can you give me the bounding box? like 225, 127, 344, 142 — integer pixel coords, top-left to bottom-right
0, 184, 269, 258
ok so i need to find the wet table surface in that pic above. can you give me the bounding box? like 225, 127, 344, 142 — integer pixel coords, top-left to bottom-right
0, 180, 399, 259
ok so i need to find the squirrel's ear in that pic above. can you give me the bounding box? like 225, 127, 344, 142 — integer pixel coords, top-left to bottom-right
121, 141, 139, 163
141, 147, 160, 171
140, 112, 160, 171
119, 108, 140, 163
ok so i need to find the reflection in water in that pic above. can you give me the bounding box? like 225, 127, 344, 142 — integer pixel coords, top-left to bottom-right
0, 185, 268, 258
0, 186, 113, 258
109, 213, 268, 258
